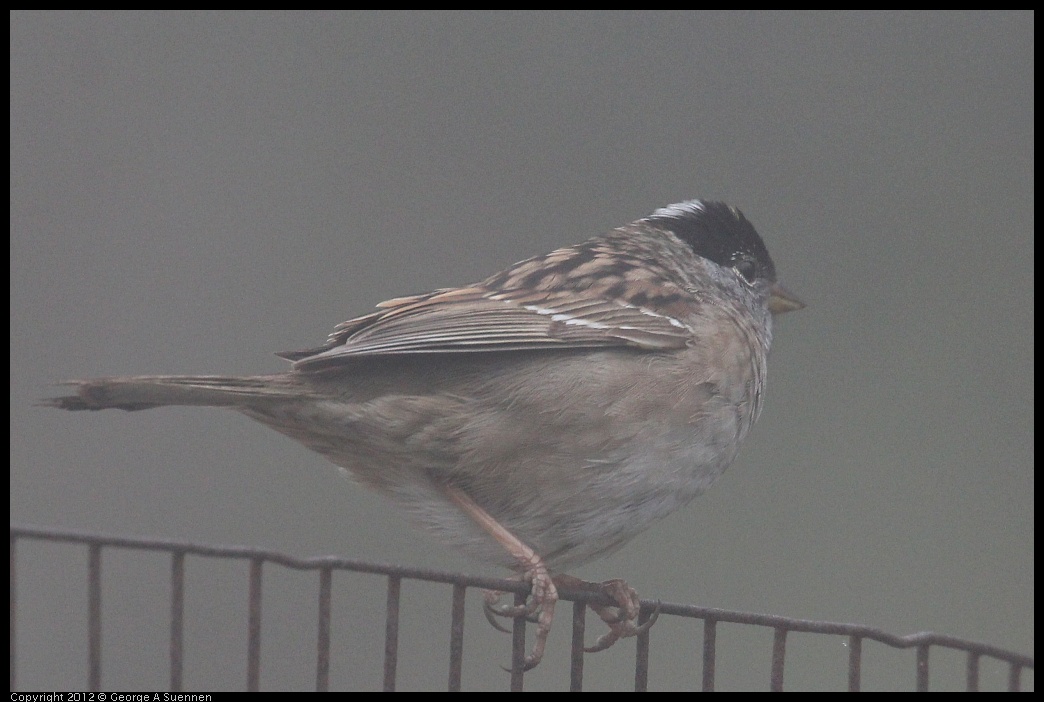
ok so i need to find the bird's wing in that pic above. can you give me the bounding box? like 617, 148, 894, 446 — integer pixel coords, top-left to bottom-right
278, 283, 691, 372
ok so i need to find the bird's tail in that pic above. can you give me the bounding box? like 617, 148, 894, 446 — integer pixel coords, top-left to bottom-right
42, 374, 303, 412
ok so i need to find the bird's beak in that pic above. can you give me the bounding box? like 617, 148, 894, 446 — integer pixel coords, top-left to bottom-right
768, 282, 805, 315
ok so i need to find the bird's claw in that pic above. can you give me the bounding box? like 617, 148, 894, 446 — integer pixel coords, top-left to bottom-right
482, 588, 544, 631
480, 573, 660, 668
479, 566, 558, 671
552, 576, 660, 654
584, 599, 661, 653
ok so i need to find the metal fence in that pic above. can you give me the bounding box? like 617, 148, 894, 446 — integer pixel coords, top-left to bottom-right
10, 524, 1034, 692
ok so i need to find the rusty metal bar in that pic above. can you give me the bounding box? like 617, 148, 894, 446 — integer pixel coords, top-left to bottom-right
702, 617, 717, 692
509, 590, 527, 692
916, 644, 930, 691
383, 575, 401, 692
10, 535, 16, 692
634, 605, 652, 691
847, 634, 862, 692
246, 558, 263, 691
771, 627, 787, 691
169, 551, 185, 692
966, 651, 980, 692
316, 566, 332, 692
448, 583, 466, 691
87, 543, 102, 691
1008, 663, 1022, 692
569, 601, 586, 692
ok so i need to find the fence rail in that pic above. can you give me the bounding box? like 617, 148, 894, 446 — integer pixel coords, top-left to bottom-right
10, 524, 1034, 692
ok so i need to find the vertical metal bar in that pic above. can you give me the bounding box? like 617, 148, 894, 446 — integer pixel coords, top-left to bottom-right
169, 551, 185, 692
915, 644, 929, 692
965, 652, 980, 692
847, 635, 862, 692
87, 544, 102, 691
1007, 663, 1022, 692
701, 618, 717, 692
447, 583, 466, 692
770, 627, 787, 692
9, 536, 16, 692
246, 558, 263, 691
315, 566, 332, 692
509, 590, 527, 692
383, 575, 401, 692
633, 605, 652, 692
569, 601, 586, 692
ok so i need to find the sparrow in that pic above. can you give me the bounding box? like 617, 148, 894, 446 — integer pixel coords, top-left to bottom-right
46, 199, 804, 670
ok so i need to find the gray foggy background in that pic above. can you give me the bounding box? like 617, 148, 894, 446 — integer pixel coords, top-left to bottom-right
11, 11, 1033, 691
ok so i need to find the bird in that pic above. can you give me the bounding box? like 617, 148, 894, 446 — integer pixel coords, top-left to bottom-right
45, 199, 804, 670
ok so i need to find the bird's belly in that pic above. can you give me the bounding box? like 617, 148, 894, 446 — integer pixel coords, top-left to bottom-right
368, 428, 740, 572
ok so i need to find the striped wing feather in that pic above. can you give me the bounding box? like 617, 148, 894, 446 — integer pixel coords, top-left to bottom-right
280, 286, 689, 371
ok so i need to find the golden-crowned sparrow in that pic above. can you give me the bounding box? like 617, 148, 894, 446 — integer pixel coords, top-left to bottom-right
46, 199, 803, 669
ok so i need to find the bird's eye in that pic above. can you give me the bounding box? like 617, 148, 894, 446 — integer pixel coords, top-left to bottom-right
734, 258, 757, 283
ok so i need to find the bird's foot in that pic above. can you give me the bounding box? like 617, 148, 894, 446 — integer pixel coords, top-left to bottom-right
481, 562, 558, 670
553, 574, 660, 652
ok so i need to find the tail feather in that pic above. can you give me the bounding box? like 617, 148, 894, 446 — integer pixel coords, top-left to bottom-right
42, 374, 302, 412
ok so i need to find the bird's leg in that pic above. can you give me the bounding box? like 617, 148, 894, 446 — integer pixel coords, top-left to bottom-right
441, 485, 557, 671
552, 574, 660, 653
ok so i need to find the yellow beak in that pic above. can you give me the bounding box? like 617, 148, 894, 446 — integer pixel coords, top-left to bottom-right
768, 282, 805, 315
